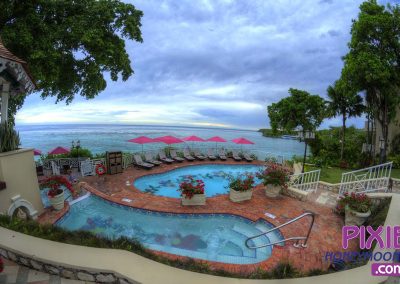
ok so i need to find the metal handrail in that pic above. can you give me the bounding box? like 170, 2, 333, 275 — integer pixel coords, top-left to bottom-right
245, 212, 315, 249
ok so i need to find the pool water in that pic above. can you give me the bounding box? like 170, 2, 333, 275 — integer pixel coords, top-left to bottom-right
134, 164, 264, 198
57, 195, 284, 264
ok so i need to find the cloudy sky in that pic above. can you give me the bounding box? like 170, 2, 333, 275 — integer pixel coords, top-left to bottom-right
15, 0, 387, 130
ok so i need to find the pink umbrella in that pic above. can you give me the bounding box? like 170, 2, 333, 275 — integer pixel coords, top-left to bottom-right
33, 149, 42, 156
49, 146, 70, 155
154, 136, 184, 145
182, 135, 205, 149
207, 136, 227, 143
206, 136, 227, 150
232, 137, 254, 151
128, 136, 156, 153
182, 135, 205, 142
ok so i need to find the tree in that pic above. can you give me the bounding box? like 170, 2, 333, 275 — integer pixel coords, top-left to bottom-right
327, 79, 365, 160
342, 0, 400, 162
268, 88, 326, 133
268, 88, 326, 172
0, 0, 143, 111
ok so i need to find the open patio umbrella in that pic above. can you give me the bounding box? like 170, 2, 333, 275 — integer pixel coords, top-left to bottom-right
48, 146, 70, 155
128, 136, 156, 154
154, 135, 184, 145
33, 149, 42, 156
232, 137, 254, 151
182, 135, 205, 149
206, 136, 227, 151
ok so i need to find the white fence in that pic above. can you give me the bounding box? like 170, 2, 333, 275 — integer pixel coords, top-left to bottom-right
339, 162, 393, 195
288, 169, 321, 192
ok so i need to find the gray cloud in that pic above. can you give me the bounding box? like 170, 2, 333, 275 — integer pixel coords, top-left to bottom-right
18, 0, 369, 129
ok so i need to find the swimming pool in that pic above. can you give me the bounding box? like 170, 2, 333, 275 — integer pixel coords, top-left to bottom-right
133, 164, 264, 198
57, 195, 284, 264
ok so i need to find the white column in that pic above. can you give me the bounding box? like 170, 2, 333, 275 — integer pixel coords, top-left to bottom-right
1, 82, 10, 124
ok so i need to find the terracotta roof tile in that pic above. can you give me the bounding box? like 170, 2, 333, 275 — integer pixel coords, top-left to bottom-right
0, 39, 36, 89
0, 40, 26, 64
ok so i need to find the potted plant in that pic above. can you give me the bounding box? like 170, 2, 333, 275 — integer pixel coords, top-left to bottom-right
257, 163, 290, 198
228, 174, 255, 202
40, 176, 74, 210
337, 192, 372, 226
178, 176, 206, 205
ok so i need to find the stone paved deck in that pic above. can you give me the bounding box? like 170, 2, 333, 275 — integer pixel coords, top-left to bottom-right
50, 159, 354, 274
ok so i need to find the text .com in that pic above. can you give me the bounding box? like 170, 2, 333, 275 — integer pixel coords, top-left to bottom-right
371, 263, 400, 276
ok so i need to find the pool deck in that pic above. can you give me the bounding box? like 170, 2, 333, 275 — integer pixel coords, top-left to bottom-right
38, 159, 357, 274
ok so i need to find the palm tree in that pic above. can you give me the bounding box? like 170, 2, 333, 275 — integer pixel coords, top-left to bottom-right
327, 79, 365, 160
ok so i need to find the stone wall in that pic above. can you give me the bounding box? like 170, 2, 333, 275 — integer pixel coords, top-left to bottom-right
0, 248, 136, 284
317, 181, 340, 193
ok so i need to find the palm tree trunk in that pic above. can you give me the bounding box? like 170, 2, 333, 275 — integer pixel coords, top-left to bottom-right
340, 113, 346, 160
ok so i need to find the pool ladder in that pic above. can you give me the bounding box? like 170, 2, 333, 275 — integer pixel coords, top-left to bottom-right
245, 212, 315, 249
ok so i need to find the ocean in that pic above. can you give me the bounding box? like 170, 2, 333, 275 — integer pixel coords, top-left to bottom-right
16, 124, 305, 160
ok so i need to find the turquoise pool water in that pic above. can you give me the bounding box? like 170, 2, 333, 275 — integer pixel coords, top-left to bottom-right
57, 195, 284, 264
134, 164, 264, 198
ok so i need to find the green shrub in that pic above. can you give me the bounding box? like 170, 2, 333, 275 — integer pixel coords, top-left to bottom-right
0, 122, 20, 153
388, 155, 400, 169
308, 127, 366, 168
270, 262, 300, 279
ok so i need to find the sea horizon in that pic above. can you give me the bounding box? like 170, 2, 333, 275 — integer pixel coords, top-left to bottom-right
16, 124, 305, 159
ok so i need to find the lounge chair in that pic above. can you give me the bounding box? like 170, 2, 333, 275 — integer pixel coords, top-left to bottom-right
144, 153, 162, 166
170, 150, 184, 162
232, 150, 242, 161
133, 154, 154, 169
207, 149, 216, 160
158, 151, 174, 164
242, 152, 253, 162
193, 149, 206, 160
218, 149, 227, 160
183, 149, 195, 161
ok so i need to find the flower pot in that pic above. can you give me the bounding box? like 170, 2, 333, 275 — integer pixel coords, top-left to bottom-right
345, 206, 371, 226
265, 185, 281, 198
49, 189, 65, 210
229, 188, 252, 202
181, 194, 206, 206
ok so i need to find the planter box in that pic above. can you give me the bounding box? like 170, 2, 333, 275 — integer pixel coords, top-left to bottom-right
181, 194, 206, 206
49, 190, 65, 211
229, 188, 252, 202
345, 206, 371, 226
265, 185, 281, 198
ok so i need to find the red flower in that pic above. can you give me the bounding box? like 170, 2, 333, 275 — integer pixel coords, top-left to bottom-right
40, 176, 74, 198
178, 177, 205, 199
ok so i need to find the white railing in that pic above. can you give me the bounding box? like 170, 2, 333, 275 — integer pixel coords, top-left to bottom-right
339, 162, 393, 195
288, 169, 321, 192
42, 157, 89, 170
80, 159, 106, 177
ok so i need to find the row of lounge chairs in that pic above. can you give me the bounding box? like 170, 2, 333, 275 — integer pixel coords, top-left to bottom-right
133, 149, 254, 169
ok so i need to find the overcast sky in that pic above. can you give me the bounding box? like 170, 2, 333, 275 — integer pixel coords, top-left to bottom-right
16, 0, 388, 130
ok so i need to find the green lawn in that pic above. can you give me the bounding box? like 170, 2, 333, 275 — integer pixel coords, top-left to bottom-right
305, 165, 400, 184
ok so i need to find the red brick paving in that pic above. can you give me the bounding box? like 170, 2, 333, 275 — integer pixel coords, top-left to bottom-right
38, 160, 358, 274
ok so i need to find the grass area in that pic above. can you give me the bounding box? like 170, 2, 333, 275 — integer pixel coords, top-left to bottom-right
305, 165, 400, 184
